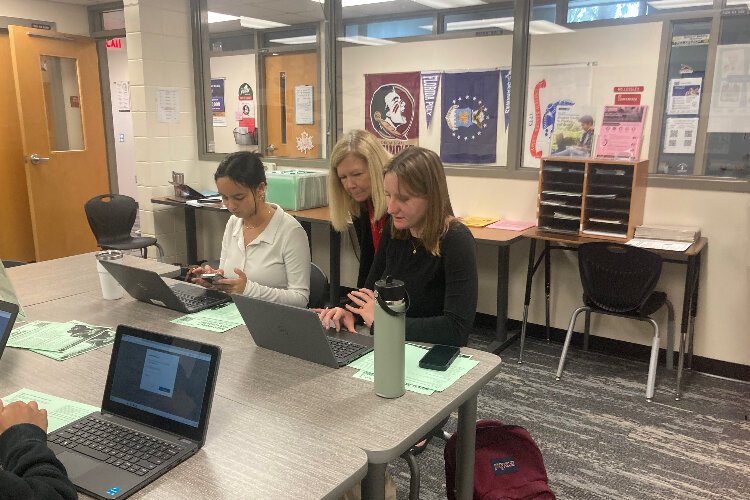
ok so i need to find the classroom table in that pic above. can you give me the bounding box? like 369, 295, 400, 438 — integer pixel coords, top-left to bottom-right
151, 197, 341, 305
518, 228, 707, 400
151, 197, 526, 353
6, 256, 504, 499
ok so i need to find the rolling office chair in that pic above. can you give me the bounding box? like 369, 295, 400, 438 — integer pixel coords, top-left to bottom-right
555, 242, 674, 402
308, 262, 330, 309
84, 194, 164, 261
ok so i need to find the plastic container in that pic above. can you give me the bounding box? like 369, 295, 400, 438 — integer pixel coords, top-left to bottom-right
266, 170, 328, 210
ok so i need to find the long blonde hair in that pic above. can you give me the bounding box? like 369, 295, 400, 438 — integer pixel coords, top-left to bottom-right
328, 130, 390, 231
385, 147, 455, 256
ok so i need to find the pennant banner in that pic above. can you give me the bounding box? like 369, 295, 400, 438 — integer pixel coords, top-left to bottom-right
440, 70, 500, 164
365, 72, 420, 155
500, 69, 511, 132
421, 71, 441, 130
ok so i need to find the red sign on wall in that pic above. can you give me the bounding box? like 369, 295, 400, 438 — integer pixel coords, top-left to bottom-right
613, 86, 644, 93
106, 38, 122, 49
615, 94, 642, 105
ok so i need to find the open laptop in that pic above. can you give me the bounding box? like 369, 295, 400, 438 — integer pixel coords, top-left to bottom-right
48, 325, 221, 499
99, 260, 230, 313
232, 294, 372, 368
0, 299, 19, 361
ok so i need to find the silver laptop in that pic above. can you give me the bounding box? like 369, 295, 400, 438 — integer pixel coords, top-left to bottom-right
0, 299, 19, 361
48, 325, 221, 499
99, 260, 230, 313
232, 294, 372, 368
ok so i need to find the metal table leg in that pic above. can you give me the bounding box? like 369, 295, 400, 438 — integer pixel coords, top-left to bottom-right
517, 239, 538, 362
361, 462, 386, 500
544, 241, 551, 342
184, 206, 198, 264
676, 253, 698, 401
455, 395, 478, 500
489, 246, 517, 353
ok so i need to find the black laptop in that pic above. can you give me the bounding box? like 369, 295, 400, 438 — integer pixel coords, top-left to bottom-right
48, 325, 221, 499
99, 260, 230, 313
0, 299, 19, 361
232, 294, 372, 368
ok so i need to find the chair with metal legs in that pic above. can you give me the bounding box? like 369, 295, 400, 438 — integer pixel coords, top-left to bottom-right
555, 242, 673, 402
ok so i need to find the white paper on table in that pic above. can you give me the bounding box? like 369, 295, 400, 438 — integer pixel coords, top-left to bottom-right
627, 238, 692, 252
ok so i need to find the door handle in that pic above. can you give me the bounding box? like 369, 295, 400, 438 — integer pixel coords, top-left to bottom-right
266, 144, 277, 153
29, 154, 50, 165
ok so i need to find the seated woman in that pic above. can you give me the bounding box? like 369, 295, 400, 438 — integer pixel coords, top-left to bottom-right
327, 129, 390, 288
321, 147, 478, 347
191, 151, 310, 308
0, 400, 77, 499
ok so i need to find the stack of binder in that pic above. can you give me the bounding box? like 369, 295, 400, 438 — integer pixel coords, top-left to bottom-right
634, 224, 700, 242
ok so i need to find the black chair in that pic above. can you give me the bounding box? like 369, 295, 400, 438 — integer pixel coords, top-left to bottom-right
555, 242, 674, 401
84, 194, 164, 260
308, 262, 330, 309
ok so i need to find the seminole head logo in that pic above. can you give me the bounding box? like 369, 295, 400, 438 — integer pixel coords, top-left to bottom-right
369, 84, 415, 140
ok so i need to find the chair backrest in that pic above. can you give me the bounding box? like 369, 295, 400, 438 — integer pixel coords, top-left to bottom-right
84, 194, 138, 246
1, 260, 28, 268
308, 262, 329, 309
578, 242, 662, 314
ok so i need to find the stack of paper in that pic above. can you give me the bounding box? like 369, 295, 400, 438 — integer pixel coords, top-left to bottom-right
1, 388, 99, 433
460, 216, 500, 228
8, 320, 115, 361
634, 224, 700, 242
171, 303, 245, 333
347, 343, 479, 395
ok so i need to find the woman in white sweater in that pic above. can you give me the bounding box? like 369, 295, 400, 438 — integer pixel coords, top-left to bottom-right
191, 151, 310, 308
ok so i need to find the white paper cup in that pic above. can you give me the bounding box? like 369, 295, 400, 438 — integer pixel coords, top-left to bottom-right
95, 250, 125, 300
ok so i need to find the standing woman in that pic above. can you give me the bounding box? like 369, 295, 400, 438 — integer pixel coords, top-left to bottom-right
325, 147, 478, 347
191, 151, 310, 308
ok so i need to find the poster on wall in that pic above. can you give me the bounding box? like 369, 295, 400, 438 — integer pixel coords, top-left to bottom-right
523, 63, 593, 168
295, 85, 314, 125
365, 72, 420, 155
421, 72, 441, 130
707, 44, 750, 133
500, 69, 512, 132
113, 81, 130, 112
595, 105, 648, 160
211, 78, 226, 127
548, 105, 594, 157
235, 82, 258, 146
440, 69, 500, 164
667, 77, 702, 115
156, 87, 179, 124
664, 117, 699, 154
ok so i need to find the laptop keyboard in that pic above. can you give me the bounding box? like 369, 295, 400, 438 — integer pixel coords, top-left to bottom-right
173, 288, 226, 310
49, 417, 184, 476
328, 336, 368, 361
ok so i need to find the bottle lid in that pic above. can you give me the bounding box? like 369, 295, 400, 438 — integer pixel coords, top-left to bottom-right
95, 250, 124, 261
374, 275, 405, 302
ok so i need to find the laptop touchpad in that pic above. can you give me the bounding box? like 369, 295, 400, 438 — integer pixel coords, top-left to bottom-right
58, 452, 100, 479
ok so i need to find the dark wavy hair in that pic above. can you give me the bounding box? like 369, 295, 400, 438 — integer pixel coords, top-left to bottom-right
214, 151, 266, 190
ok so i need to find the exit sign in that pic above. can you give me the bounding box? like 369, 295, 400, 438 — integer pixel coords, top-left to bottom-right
106, 38, 123, 49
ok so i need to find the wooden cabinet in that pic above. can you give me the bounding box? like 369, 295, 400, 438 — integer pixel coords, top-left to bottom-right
537, 157, 648, 240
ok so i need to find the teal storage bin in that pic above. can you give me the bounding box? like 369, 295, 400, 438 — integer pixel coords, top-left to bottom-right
266, 170, 328, 211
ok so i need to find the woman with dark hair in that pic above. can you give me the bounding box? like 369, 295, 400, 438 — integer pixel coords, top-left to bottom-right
322, 147, 478, 346
191, 151, 310, 307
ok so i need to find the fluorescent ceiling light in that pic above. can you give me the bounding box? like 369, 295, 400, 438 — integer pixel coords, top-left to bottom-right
311, 0, 395, 6
411, 0, 485, 8
269, 35, 318, 45
240, 16, 289, 29
443, 18, 572, 34
647, 0, 712, 8
337, 35, 398, 46
207, 11, 240, 23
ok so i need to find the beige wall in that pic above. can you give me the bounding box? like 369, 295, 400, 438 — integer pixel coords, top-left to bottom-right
134, 0, 748, 367
0, 0, 88, 35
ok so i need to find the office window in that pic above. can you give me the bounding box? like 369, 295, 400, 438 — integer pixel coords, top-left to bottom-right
340, 2, 514, 167
102, 9, 126, 31
195, 0, 325, 160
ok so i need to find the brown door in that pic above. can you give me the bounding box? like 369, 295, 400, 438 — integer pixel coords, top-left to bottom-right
263, 51, 320, 158
9, 26, 109, 261
0, 33, 35, 262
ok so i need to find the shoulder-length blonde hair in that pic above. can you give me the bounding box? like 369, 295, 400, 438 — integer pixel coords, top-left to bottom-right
327, 130, 390, 232
385, 147, 456, 256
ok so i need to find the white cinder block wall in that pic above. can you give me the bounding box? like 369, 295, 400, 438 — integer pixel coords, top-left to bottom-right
126, 0, 196, 265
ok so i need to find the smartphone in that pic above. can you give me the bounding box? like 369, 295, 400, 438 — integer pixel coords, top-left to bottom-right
200, 273, 225, 284
419, 344, 460, 371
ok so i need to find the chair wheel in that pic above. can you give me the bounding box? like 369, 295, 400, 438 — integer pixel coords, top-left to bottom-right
517, 360, 523, 365
555, 376, 561, 381
646, 398, 652, 402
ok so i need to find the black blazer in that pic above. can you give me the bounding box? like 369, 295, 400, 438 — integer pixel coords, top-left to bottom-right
352, 208, 389, 289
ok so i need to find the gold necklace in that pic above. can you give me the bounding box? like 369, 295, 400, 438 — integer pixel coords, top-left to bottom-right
244, 207, 271, 230
410, 238, 418, 255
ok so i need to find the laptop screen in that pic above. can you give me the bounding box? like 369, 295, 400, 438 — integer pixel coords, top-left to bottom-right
0, 300, 19, 356
102, 326, 221, 443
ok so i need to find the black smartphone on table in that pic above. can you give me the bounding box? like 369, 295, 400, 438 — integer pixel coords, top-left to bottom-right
419, 344, 460, 371
200, 273, 225, 284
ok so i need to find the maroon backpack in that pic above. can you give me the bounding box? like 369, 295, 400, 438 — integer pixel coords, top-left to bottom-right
444, 420, 555, 500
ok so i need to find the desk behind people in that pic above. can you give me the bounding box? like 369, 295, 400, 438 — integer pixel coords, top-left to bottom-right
6, 256, 502, 499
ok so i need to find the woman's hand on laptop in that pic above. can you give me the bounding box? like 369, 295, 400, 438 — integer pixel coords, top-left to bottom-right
317, 307, 357, 333
0, 400, 48, 433
345, 288, 375, 327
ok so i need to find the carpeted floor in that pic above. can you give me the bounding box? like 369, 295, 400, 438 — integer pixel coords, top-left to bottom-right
389, 330, 750, 500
